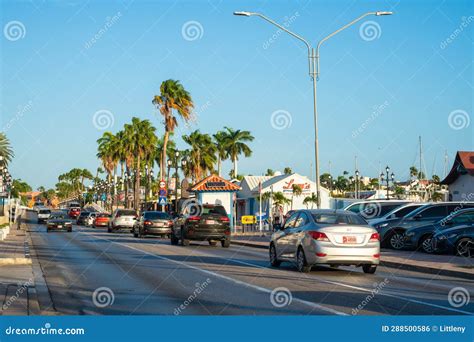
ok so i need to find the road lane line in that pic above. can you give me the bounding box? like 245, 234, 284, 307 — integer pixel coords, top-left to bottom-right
87, 231, 348, 316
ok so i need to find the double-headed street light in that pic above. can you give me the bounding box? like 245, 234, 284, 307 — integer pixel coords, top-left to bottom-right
380, 166, 395, 200
234, 10, 393, 208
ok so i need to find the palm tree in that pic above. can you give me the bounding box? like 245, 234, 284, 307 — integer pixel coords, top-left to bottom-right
123, 118, 158, 210
291, 184, 303, 210
303, 193, 318, 209
0, 132, 14, 165
272, 191, 291, 213
97, 132, 117, 182
152, 79, 194, 180
182, 130, 216, 181
265, 169, 275, 176
283, 167, 293, 175
213, 130, 230, 177
222, 127, 253, 178
409, 166, 418, 179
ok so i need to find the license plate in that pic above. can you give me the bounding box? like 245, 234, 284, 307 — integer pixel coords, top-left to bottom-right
57, 225, 62, 228
156, 222, 164, 227
342, 236, 357, 244
205, 220, 215, 225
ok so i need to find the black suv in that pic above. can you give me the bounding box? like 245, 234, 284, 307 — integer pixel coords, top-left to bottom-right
171, 204, 231, 247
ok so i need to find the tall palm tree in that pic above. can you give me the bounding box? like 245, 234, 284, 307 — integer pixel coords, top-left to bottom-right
284, 167, 293, 175
0, 132, 14, 165
409, 166, 418, 179
223, 127, 253, 178
152, 79, 194, 180
213, 130, 230, 177
123, 117, 157, 209
97, 132, 117, 182
182, 130, 216, 181
303, 193, 318, 209
155, 134, 176, 176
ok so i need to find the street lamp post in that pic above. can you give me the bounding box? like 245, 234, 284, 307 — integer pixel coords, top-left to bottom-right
234, 10, 392, 208
380, 166, 395, 200
355, 170, 360, 199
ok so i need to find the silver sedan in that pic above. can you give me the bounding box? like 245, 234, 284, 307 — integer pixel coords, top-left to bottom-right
269, 209, 380, 274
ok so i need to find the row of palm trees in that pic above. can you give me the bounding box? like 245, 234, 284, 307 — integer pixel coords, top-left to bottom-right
0, 133, 13, 165
56, 168, 94, 200
94, 79, 254, 209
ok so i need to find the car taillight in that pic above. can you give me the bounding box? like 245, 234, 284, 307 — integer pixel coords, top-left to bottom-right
373, 253, 380, 258
369, 233, 380, 242
144, 220, 152, 226
309, 231, 329, 241
316, 252, 327, 257
168, 220, 173, 226
187, 216, 201, 222
220, 216, 230, 222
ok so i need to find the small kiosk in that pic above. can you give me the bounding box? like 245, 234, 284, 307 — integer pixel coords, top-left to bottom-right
189, 175, 241, 230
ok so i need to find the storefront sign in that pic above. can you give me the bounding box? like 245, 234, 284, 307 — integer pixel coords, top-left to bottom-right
241, 215, 256, 224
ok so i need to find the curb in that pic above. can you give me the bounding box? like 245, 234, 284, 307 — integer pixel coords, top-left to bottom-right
0, 258, 32, 266
231, 240, 473, 280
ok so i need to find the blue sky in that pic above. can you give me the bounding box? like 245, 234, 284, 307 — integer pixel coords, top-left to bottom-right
1, 0, 473, 189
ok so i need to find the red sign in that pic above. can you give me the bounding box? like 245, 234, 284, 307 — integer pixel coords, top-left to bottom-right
282, 179, 311, 191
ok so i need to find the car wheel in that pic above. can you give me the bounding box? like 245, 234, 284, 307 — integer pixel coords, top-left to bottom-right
362, 264, 377, 274
208, 240, 217, 246
296, 247, 311, 273
133, 228, 138, 238
138, 228, 143, 238
455, 238, 473, 257
170, 233, 179, 245
419, 235, 434, 253
269, 243, 281, 267
221, 238, 230, 248
389, 232, 405, 250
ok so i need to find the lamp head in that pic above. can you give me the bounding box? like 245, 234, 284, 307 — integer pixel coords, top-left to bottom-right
375, 11, 393, 16
233, 11, 253, 17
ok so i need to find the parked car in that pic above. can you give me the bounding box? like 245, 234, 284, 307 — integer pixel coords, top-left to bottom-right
68, 202, 81, 209
133, 211, 173, 238
37, 208, 51, 224
108, 209, 137, 233
171, 204, 231, 247
68, 207, 81, 219
46, 212, 72, 232
369, 203, 425, 227
375, 202, 474, 249
76, 211, 90, 226
85, 212, 98, 226
93, 213, 111, 228
33, 202, 45, 212
270, 209, 380, 274
403, 208, 474, 253
432, 225, 474, 257
344, 200, 410, 222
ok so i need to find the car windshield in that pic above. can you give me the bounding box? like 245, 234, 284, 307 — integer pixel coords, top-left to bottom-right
50, 213, 66, 219
39, 210, 51, 214
202, 206, 227, 216
311, 213, 366, 225
385, 205, 422, 218
117, 210, 136, 217
79, 212, 89, 217
97, 214, 110, 218
144, 212, 171, 220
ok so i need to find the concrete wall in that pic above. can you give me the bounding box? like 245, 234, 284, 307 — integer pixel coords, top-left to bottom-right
449, 175, 474, 201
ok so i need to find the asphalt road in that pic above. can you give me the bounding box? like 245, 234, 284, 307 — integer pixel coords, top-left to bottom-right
26, 212, 474, 316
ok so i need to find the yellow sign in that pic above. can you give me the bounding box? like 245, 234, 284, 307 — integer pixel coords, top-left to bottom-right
241, 215, 256, 224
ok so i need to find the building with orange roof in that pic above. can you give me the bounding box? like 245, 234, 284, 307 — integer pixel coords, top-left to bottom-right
441, 151, 474, 201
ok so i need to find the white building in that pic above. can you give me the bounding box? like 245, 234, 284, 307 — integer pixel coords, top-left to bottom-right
441, 151, 474, 201
236, 173, 330, 222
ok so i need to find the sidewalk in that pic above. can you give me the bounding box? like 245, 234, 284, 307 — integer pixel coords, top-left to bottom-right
0, 220, 40, 315
231, 235, 474, 280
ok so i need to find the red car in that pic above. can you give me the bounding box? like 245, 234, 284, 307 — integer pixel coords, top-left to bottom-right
68, 207, 81, 219
93, 213, 111, 228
